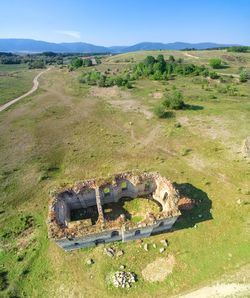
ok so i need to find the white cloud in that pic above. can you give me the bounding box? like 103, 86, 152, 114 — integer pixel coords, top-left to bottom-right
54, 30, 81, 40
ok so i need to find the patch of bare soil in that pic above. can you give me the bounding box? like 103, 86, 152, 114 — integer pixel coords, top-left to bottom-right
90, 86, 128, 99
90, 86, 153, 119
186, 155, 207, 171
142, 255, 175, 282
152, 92, 163, 99
108, 99, 153, 119
139, 124, 162, 146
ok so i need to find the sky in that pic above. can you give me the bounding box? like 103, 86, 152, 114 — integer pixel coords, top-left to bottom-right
0, 0, 249, 46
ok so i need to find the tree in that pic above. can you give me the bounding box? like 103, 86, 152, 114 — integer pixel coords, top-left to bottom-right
144, 55, 156, 66
70, 57, 83, 68
82, 58, 93, 67
156, 54, 166, 73
209, 58, 223, 69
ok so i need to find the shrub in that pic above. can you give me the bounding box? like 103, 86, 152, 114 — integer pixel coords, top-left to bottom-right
154, 103, 167, 118
209, 58, 224, 69
163, 90, 185, 110
239, 70, 248, 82
209, 71, 219, 79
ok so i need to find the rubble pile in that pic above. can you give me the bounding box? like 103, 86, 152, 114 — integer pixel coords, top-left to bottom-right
112, 271, 136, 288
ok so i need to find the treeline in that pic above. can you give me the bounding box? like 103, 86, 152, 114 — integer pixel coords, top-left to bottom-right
0, 52, 65, 66
227, 46, 250, 53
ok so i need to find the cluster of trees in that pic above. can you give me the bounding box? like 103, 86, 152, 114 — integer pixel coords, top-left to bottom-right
154, 90, 185, 118
0, 52, 22, 64
228, 46, 250, 53
0, 52, 64, 67
28, 60, 45, 69
131, 55, 217, 80
79, 70, 132, 88
70, 57, 93, 69
78, 55, 223, 89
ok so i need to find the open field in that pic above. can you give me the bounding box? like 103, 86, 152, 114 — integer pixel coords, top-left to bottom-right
0, 64, 39, 105
0, 50, 250, 297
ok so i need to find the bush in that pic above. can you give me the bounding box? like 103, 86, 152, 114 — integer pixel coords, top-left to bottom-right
209, 58, 224, 69
163, 90, 185, 110
239, 70, 248, 82
154, 103, 167, 118
209, 71, 219, 79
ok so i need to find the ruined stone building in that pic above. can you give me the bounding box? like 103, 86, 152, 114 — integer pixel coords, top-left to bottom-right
48, 171, 181, 251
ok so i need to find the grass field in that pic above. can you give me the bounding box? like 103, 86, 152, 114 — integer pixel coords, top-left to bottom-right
0, 50, 249, 297
0, 64, 39, 105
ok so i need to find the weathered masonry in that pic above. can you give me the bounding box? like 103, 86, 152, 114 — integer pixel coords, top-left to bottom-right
48, 171, 181, 251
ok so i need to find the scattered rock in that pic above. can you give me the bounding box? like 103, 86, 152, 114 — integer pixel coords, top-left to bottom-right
104, 247, 115, 257
116, 250, 124, 257
198, 214, 203, 218
160, 239, 168, 247
144, 243, 148, 251
86, 259, 94, 265
237, 199, 241, 205
112, 271, 136, 288
153, 243, 157, 248
120, 265, 125, 270
159, 248, 165, 253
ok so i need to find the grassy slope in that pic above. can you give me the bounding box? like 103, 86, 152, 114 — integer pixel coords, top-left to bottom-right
0, 64, 39, 105
0, 50, 249, 297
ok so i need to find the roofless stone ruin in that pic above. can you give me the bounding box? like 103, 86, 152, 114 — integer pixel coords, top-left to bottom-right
48, 171, 181, 251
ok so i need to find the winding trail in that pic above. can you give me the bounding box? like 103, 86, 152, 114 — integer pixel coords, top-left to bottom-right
0, 67, 51, 112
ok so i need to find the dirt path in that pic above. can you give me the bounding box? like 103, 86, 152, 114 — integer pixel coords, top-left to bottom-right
178, 283, 250, 298
217, 72, 240, 78
0, 67, 51, 112
183, 52, 200, 59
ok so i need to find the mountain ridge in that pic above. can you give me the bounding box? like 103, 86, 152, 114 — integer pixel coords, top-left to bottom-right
0, 38, 239, 53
